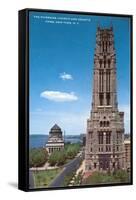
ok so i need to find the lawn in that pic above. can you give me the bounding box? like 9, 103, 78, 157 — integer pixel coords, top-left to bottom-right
33, 168, 61, 188
61, 171, 75, 187
83, 170, 130, 185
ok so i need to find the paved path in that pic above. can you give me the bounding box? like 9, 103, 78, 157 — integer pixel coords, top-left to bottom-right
29, 170, 34, 189
76, 159, 85, 175
50, 154, 83, 187
30, 163, 59, 171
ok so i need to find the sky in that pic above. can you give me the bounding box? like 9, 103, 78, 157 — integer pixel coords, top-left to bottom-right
29, 11, 131, 135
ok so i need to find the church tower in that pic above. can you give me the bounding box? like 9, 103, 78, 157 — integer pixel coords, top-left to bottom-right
85, 26, 125, 172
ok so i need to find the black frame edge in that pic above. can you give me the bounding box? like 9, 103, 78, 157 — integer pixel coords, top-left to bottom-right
20, 8, 133, 18
130, 15, 133, 185
18, 9, 29, 192
18, 8, 133, 192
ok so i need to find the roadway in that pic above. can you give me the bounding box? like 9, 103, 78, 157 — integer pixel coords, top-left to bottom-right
50, 153, 83, 187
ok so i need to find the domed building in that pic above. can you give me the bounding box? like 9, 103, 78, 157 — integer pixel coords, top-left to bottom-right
46, 124, 64, 154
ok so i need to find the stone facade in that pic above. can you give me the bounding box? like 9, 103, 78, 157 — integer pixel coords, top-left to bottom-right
124, 139, 131, 170
46, 124, 64, 154
85, 26, 125, 172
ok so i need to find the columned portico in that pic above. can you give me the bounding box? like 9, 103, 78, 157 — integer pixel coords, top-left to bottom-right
46, 124, 64, 154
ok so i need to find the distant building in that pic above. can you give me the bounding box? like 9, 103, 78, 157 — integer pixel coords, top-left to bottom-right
80, 134, 86, 146
124, 134, 130, 140
46, 124, 64, 154
124, 139, 131, 170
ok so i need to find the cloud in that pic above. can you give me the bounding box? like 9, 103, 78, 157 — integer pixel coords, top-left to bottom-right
40, 91, 78, 102
60, 72, 73, 80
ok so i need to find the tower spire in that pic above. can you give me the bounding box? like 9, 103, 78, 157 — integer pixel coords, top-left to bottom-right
92, 26, 117, 111
85, 26, 125, 172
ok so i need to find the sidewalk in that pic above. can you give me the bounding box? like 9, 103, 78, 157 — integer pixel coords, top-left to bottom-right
30, 162, 59, 171
76, 159, 85, 175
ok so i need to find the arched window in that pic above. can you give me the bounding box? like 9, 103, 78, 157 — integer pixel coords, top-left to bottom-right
99, 93, 104, 105
106, 92, 110, 105
89, 131, 93, 139
108, 59, 111, 68
94, 163, 97, 169
98, 132, 103, 144
106, 132, 111, 144
105, 41, 107, 52
99, 60, 102, 68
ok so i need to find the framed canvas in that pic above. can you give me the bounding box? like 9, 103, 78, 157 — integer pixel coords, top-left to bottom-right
18, 8, 133, 191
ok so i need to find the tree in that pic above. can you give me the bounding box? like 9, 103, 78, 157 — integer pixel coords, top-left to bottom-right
29, 148, 48, 167
48, 143, 81, 167
48, 150, 66, 166
57, 151, 66, 166
65, 143, 80, 159
48, 151, 58, 166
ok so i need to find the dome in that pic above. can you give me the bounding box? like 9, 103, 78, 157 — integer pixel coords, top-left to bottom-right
49, 124, 62, 135
51, 124, 61, 130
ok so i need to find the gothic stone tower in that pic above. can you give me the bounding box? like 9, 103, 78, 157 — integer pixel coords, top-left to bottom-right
85, 26, 125, 172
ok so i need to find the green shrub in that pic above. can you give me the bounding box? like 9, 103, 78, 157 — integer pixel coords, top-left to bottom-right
62, 171, 75, 187
29, 148, 48, 167
84, 170, 130, 185
114, 170, 130, 182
